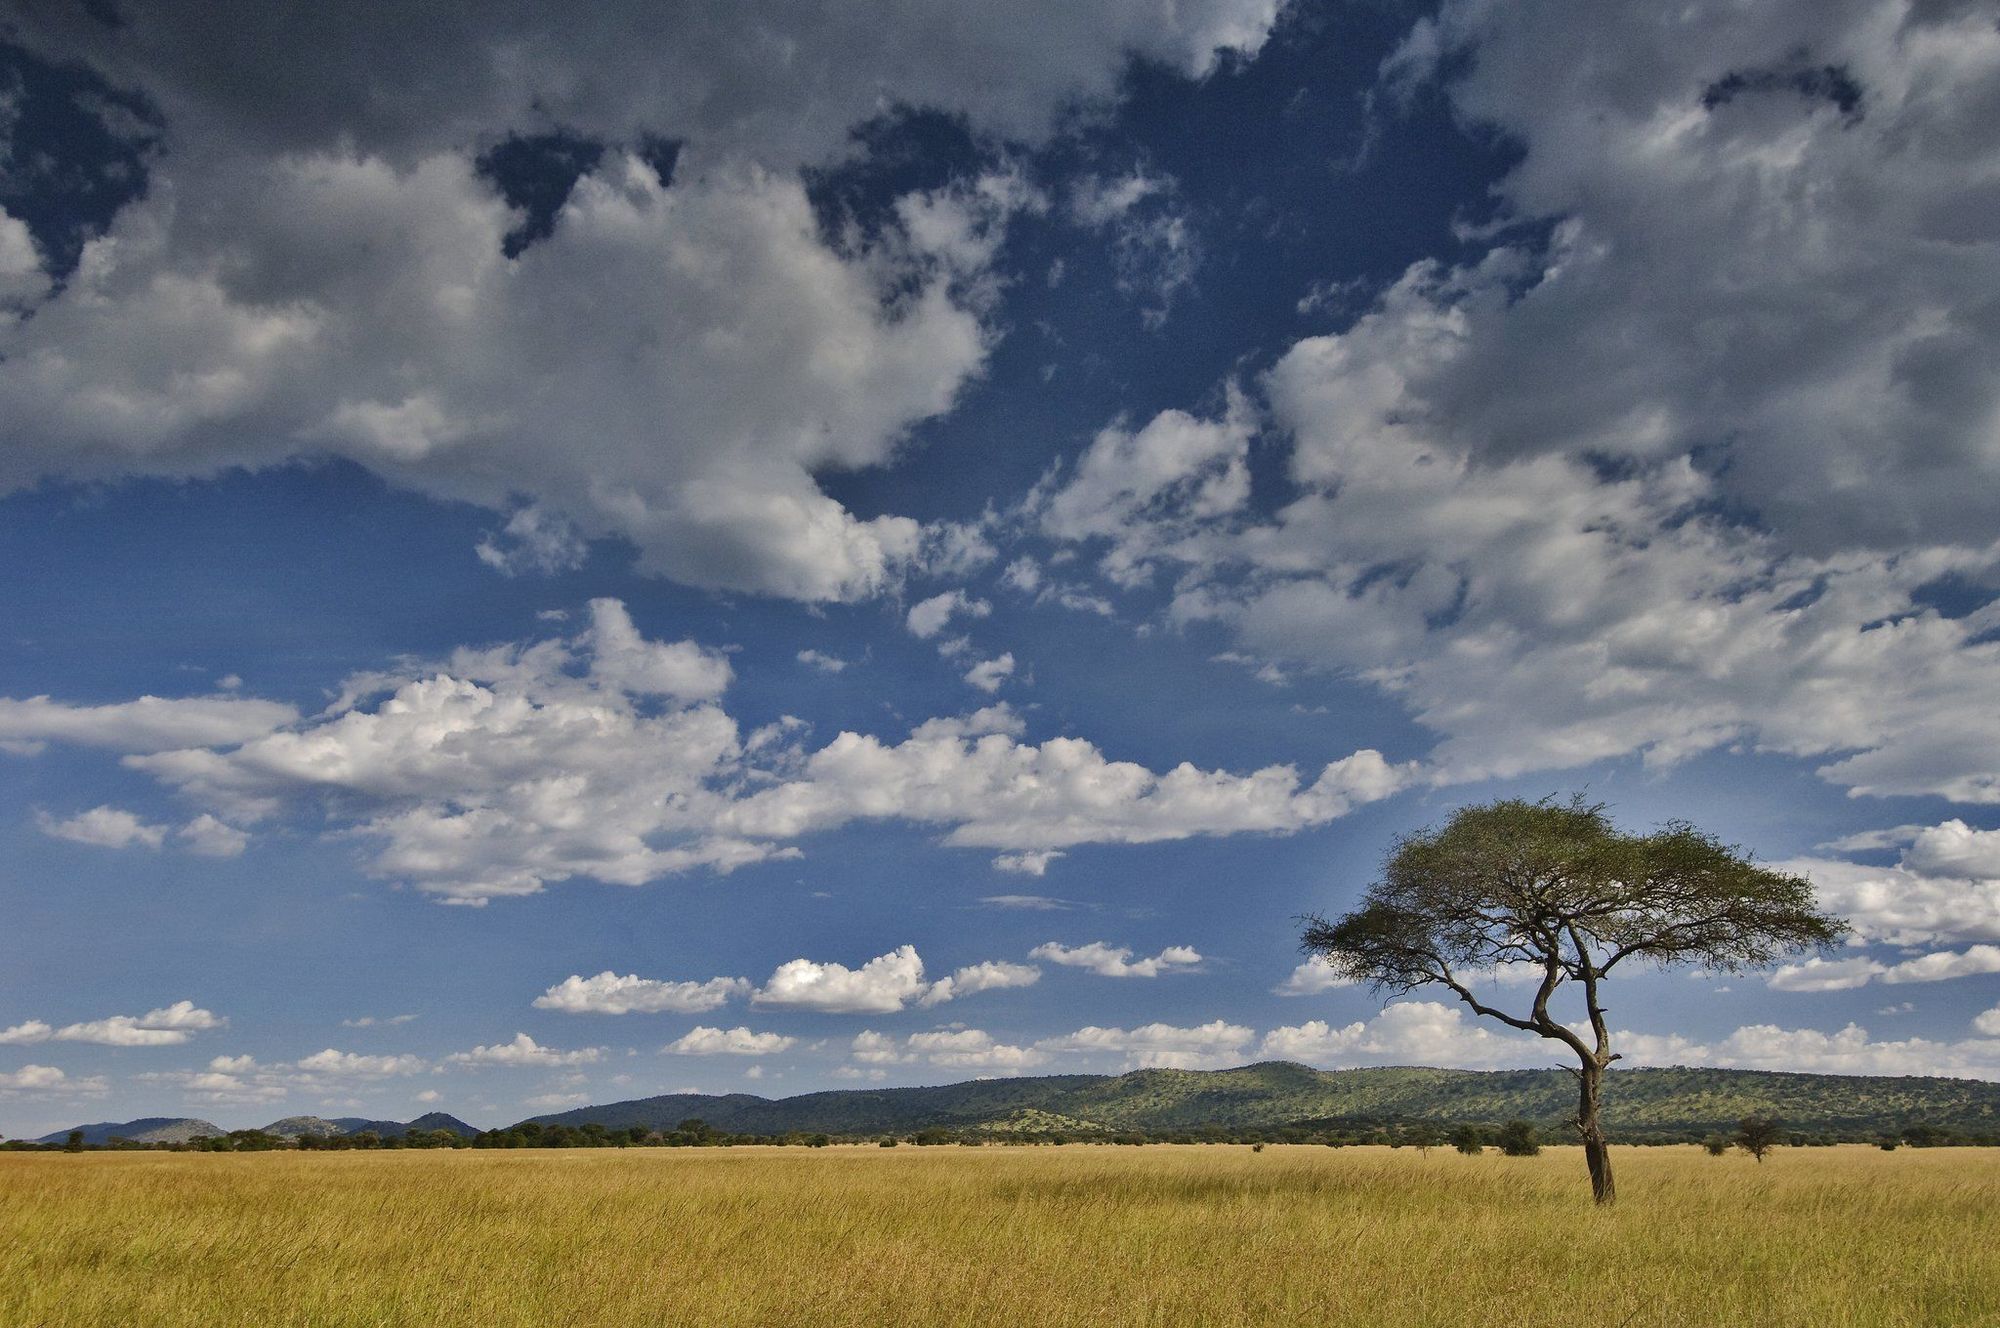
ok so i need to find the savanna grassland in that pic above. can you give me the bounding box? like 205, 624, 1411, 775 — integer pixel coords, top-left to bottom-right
3, 1145, 1995, 1327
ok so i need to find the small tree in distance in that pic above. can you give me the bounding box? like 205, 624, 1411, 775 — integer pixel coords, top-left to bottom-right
1496, 1120, 1540, 1157
1735, 1114, 1783, 1163
1300, 797, 1847, 1204
1450, 1125, 1486, 1155
1702, 1134, 1731, 1156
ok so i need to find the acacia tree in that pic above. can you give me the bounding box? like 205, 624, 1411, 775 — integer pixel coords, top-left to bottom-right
1300, 798, 1846, 1204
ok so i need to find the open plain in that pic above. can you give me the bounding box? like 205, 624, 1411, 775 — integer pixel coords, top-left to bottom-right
4, 1145, 1996, 1327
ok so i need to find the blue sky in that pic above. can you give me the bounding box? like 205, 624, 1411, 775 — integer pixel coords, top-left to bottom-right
3, 0, 1999, 1135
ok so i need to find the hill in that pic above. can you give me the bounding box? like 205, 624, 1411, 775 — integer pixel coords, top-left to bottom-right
35, 1117, 223, 1146
266, 1113, 477, 1140
524, 1062, 2000, 1140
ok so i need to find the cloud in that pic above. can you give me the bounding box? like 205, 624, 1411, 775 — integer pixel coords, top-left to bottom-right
1768, 945, 2000, 992
534, 972, 752, 1015
1260, 1002, 1546, 1070
1273, 956, 1355, 996
1618, 1022, 2000, 1082
904, 1028, 1046, 1072
992, 850, 1064, 876
963, 653, 1016, 694
1031, 941, 1201, 979
0, 0, 1287, 603
752, 945, 931, 1014
1036, 1019, 1254, 1070
1781, 825, 2000, 947
445, 1033, 603, 1068
1020, 0, 2000, 808
795, 650, 849, 674
295, 1049, 428, 1077
340, 1014, 419, 1028
92, 605, 1409, 903
907, 590, 991, 640
0, 1065, 108, 1095
35, 805, 168, 850
0, 1001, 224, 1047
916, 961, 1041, 1008
1977, 1007, 2000, 1038
663, 1026, 797, 1056
135, 1056, 292, 1105
0, 694, 298, 753
176, 814, 249, 857
978, 894, 1075, 911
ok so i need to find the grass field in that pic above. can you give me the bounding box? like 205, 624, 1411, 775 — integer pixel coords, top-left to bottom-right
3, 1145, 1995, 1327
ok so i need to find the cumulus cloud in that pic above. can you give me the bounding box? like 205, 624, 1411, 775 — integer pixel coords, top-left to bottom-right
963, 653, 1016, 694
663, 1026, 797, 1056
0, 694, 298, 754
1273, 956, 1355, 996
1036, 1019, 1254, 1070
176, 814, 249, 858
796, 650, 850, 674
916, 961, 1042, 1007
295, 1049, 428, 1077
534, 972, 752, 1015
752, 945, 932, 1014
906, 590, 990, 640
35, 805, 168, 850
1768, 946, 2000, 992
992, 850, 1063, 876
1031, 941, 1201, 979
0, 1001, 224, 1047
904, 1028, 1046, 1072
445, 1033, 602, 1068
0, 1065, 108, 1095
65, 605, 1408, 903
1028, 0, 2000, 807
1, 0, 1285, 603
1781, 824, 2000, 948
1618, 1022, 2000, 1081
1260, 1002, 1546, 1070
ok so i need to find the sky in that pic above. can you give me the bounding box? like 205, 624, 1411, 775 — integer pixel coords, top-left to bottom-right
2, 0, 1999, 1136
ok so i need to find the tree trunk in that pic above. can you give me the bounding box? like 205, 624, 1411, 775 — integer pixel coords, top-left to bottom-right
1576, 1064, 1615, 1205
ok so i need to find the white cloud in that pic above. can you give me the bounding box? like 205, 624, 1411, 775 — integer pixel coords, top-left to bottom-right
917, 960, 1041, 1007
752, 945, 931, 1014
445, 1033, 602, 1068
1260, 1002, 1547, 1070
993, 849, 1063, 876
850, 1030, 911, 1065
1783, 829, 2000, 947
35, 806, 169, 850
474, 506, 587, 577
795, 650, 849, 674
94, 606, 1408, 903
0, 0, 1291, 606
1976, 1007, 2000, 1038
1031, 941, 1201, 979
1037, 1019, 1254, 1070
978, 894, 1074, 911
1618, 1022, 2000, 1082
1274, 956, 1355, 996
0, 1065, 108, 1095
963, 653, 1016, 694
0, 1001, 225, 1047
907, 590, 990, 640
1769, 945, 2000, 992
177, 814, 249, 857
663, 1026, 796, 1056
904, 1028, 1046, 1072
340, 1014, 418, 1028
0, 694, 297, 753
295, 1049, 428, 1077
534, 972, 752, 1015
523, 1091, 590, 1110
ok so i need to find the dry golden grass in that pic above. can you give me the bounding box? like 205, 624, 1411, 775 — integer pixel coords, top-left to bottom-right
3, 1144, 1995, 1327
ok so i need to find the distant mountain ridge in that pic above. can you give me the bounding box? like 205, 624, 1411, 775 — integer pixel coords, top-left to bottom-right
524, 1062, 2000, 1139
37, 1111, 475, 1145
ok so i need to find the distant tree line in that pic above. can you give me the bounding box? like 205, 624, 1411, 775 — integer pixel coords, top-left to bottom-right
9, 1113, 1998, 1153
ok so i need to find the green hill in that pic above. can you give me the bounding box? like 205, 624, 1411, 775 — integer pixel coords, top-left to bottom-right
524, 1062, 2000, 1140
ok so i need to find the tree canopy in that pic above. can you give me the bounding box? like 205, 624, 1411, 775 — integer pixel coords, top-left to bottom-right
1300, 797, 1847, 1202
